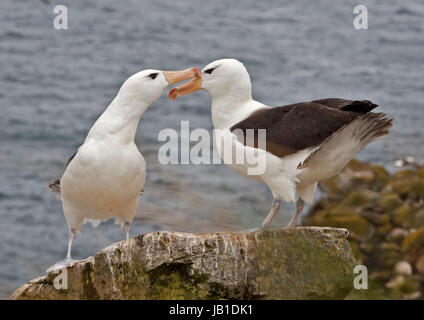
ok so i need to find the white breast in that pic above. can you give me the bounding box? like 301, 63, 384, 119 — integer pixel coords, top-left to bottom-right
60, 140, 145, 221
215, 127, 316, 203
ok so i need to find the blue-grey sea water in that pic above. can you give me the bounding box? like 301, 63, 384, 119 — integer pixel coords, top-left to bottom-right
0, 0, 423, 298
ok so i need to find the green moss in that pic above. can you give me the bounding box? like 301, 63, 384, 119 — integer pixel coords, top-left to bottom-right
392, 169, 415, 180
377, 223, 393, 236
392, 204, 413, 227
389, 179, 412, 197
319, 213, 374, 240
379, 192, 402, 213
371, 165, 390, 185
360, 211, 391, 226
81, 262, 100, 299
389, 177, 424, 199
410, 179, 424, 199
303, 159, 424, 300
348, 159, 374, 178
346, 278, 392, 300
341, 190, 378, 208
417, 166, 424, 179
147, 263, 212, 299
386, 275, 421, 295
402, 227, 424, 253
398, 277, 421, 294
366, 243, 401, 270
319, 179, 342, 197
349, 241, 363, 262
413, 209, 424, 228
255, 229, 355, 299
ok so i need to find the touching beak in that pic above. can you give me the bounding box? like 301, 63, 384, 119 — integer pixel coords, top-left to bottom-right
163, 68, 201, 85
168, 75, 202, 100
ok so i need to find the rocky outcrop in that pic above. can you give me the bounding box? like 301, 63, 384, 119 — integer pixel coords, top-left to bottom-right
304, 159, 424, 299
11, 227, 355, 300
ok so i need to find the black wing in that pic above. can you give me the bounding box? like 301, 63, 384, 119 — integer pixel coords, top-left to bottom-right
230, 98, 378, 158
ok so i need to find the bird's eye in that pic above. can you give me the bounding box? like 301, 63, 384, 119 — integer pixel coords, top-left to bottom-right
204, 67, 216, 74
148, 72, 159, 79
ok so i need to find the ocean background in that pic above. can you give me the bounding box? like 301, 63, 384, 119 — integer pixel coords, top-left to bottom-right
0, 0, 423, 298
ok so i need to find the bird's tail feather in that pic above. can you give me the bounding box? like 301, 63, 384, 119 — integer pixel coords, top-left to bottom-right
354, 112, 393, 144
298, 112, 393, 170
48, 180, 61, 193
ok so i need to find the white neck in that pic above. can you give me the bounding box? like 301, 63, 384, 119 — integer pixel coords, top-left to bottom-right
86, 91, 150, 145
211, 96, 268, 129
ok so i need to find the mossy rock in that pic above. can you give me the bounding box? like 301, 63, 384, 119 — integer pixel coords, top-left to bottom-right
11, 228, 356, 300
392, 204, 414, 228
386, 228, 409, 244
319, 179, 343, 199
305, 159, 424, 300
360, 211, 391, 226
387, 180, 409, 198
346, 278, 391, 300
347, 160, 389, 187
349, 241, 363, 262
417, 166, 424, 179
386, 275, 421, 295
409, 179, 424, 199
413, 209, 424, 228
365, 243, 401, 270
371, 270, 392, 283
379, 192, 402, 213
397, 276, 421, 294
345, 159, 376, 181
315, 213, 374, 241
377, 223, 393, 236
319, 159, 387, 200
341, 190, 379, 208
371, 165, 390, 184
392, 169, 415, 180
388, 177, 424, 199
402, 227, 424, 255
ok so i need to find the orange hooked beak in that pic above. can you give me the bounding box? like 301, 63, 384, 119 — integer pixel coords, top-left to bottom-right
163, 67, 201, 85
169, 69, 202, 100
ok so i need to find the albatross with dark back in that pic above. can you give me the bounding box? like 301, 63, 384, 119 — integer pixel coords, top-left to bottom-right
169, 59, 393, 230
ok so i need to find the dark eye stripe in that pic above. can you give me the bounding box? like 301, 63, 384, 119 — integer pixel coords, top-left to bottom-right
148, 72, 158, 79
204, 67, 216, 74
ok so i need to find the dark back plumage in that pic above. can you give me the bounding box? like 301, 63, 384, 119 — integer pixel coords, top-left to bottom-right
230, 98, 382, 158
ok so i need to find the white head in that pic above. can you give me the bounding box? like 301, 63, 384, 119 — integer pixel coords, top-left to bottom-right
169, 59, 252, 102
200, 59, 252, 100
89, 67, 199, 141
117, 68, 200, 107
168, 59, 255, 128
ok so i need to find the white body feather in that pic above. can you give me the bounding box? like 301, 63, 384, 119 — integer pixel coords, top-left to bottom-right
58, 70, 169, 231
61, 140, 145, 230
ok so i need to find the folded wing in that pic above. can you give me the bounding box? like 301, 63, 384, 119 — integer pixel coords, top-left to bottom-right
230, 98, 385, 159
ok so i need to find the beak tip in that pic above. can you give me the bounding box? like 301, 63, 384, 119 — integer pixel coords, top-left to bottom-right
169, 88, 177, 101
192, 67, 201, 77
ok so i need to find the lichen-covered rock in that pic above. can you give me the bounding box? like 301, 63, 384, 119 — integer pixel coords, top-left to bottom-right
10, 227, 355, 300
379, 192, 402, 213
401, 227, 424, 263
392, 204, 414, 228
416, 255, 424, 275
307, 212, 375, 241
318, 159, 390, 200
304, 158, 424, 299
